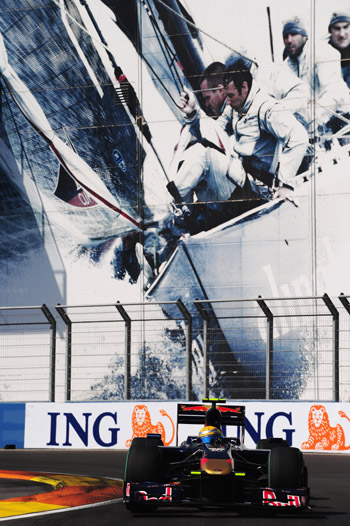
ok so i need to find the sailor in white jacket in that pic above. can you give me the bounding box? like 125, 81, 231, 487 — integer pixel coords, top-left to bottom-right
283, 17, 350, 129
178, 59, 309, 200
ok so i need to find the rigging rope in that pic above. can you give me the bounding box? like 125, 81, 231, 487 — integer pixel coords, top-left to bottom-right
141, 0, 184, 92
50, 0, 181, 109
153, 0, 258, 67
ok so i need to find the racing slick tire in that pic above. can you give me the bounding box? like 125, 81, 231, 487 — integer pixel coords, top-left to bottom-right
302, 465, 308, 487
257, 437, 290, 449
268, 446, 304, 488
124, 437, 163, 513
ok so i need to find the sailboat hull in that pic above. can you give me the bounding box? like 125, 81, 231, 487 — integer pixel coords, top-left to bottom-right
148, 144, 350, 397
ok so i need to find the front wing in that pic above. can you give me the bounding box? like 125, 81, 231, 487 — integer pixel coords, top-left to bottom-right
124, 480, 310, 509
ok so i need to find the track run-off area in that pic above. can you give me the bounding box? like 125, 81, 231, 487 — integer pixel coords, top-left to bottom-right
0, 450, 350, 525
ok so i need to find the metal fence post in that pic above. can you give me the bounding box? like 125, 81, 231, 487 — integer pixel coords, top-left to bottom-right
339, 294, 350, 402
176, 299, 192, 401
257, 297, 273, 400
56, 305, 72, 401
323, 294, 339, 401
194, 301, 210, 399
339, 293, 350, 314
41, 304, 56, 402
115, 302, 131, 400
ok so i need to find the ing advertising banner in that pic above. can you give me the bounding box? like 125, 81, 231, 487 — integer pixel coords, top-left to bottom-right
1, 1, 350, 402
0, 403, 25, 449
24, 401, 350, 452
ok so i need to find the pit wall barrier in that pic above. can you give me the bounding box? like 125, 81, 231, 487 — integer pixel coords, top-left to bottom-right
1, 401, 350, 452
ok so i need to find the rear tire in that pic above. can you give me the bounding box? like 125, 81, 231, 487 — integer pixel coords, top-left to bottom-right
268, 446, 304, 488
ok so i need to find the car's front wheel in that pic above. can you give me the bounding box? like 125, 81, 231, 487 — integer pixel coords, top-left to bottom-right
124, 437, 163, 513
257, 437, 290, 449
268, 446, 304, 488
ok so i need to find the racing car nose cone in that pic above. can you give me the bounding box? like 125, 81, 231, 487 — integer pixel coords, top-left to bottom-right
200, 458, 232, 475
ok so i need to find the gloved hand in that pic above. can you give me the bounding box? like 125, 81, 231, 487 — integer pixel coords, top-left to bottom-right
178, 85, 196, 116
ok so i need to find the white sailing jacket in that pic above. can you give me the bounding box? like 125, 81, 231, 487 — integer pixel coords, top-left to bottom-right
257, 63, 309, 125
284, 39, 350, 126
216, 80, 309, 188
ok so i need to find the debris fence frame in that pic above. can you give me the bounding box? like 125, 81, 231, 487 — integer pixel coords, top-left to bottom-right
0, 294, 349, 403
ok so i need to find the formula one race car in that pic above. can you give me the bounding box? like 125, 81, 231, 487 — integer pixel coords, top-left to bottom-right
123, 399, 310, 512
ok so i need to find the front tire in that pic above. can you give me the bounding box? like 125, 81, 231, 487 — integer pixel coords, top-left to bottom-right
257, 437, 290, 449
124, 437, 163, 513
268, 446, 304, 488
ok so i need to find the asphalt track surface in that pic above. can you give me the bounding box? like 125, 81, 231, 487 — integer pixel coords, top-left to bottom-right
0, 450, 350, 525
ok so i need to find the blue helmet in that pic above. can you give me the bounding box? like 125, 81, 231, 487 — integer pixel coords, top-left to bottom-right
198, 425, 223, 445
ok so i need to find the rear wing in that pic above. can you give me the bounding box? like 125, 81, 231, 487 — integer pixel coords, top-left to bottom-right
176, 401, 246, 444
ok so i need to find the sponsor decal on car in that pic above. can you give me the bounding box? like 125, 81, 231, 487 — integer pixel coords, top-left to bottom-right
262, 489, 304, 507
135, 486, 173, 502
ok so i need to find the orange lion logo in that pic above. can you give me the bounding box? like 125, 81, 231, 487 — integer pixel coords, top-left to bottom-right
125, 404, 175, 448
301, 405, 350, 451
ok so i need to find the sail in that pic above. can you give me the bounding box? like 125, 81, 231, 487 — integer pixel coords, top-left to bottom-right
0, 0, 146, 242
102, 0, 206, 120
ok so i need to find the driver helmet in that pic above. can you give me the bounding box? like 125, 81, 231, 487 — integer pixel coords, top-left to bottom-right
198, 425, 223, 445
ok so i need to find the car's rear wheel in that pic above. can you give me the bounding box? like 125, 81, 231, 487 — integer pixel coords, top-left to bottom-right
268, 446, 304, 488
124, 437, 163, 512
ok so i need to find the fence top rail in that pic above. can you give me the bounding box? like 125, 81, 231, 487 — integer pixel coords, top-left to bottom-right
54, 300, 190, 323
193, 295, 332, 304
204, 315, 335, 325
0, 306, 45, 311
0, 305, 55, 326
0, 321, 50, 327
56, 301, 184, 309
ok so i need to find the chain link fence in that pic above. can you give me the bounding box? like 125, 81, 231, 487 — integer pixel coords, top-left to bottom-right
0, 294, 350, 403
192, 295, 341, 400
0, 305, 56, 402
